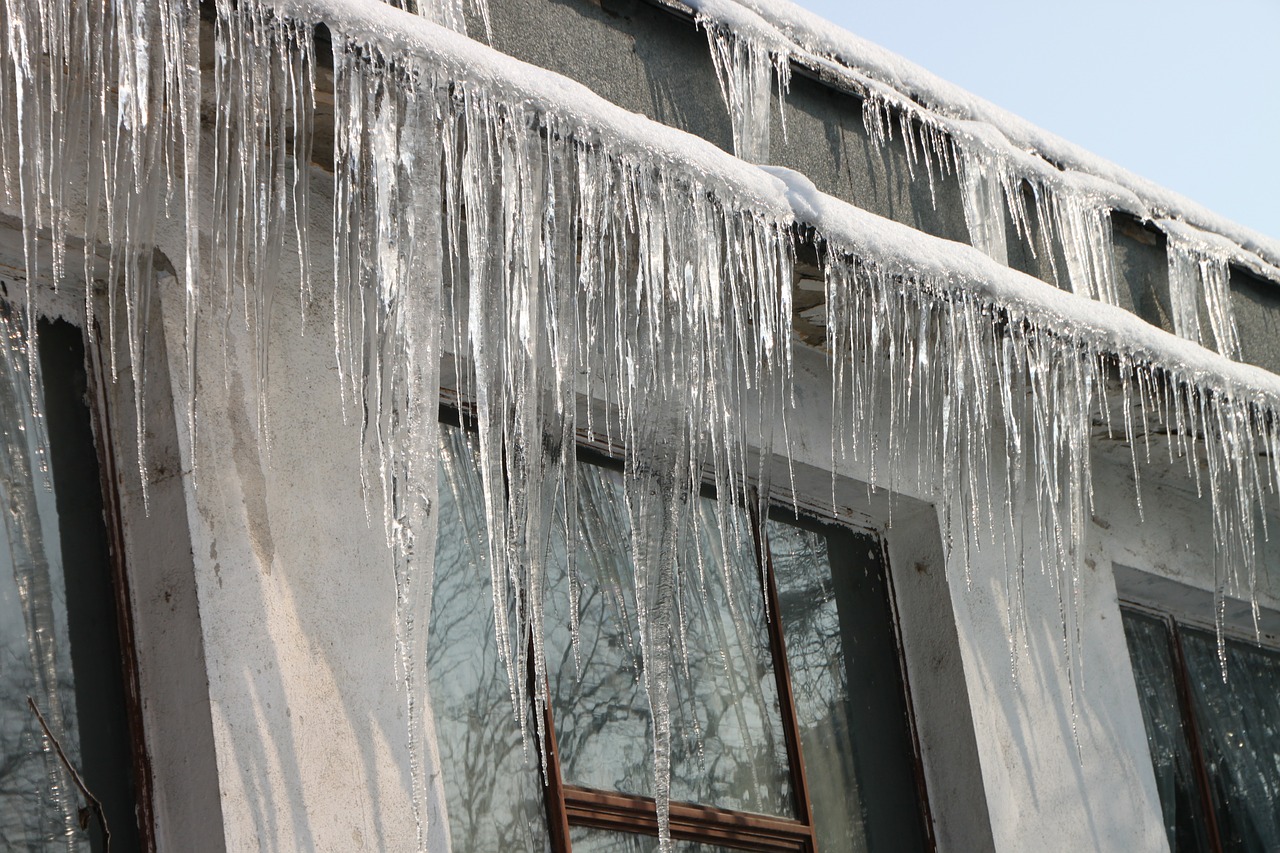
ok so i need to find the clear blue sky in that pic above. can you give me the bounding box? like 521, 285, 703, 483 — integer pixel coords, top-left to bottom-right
790, 0, 1279, 241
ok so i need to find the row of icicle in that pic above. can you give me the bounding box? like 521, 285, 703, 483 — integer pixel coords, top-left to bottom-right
697, 9, 1248, 357
0, 0, 1277, 850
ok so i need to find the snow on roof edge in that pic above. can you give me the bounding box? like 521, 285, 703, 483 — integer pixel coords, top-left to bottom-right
285, 0, 1280, 404
680, 0, 1280, 276
291, 0, 794, 220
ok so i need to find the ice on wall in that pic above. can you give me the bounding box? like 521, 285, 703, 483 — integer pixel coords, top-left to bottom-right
1161, 220, 1241, 360
2, 0, 1280, 849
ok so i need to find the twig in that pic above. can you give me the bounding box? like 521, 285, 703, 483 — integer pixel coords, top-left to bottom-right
27, 696, 111, 852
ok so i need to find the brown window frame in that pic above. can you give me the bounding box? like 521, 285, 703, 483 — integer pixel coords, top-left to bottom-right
7, 316, 159, 852
443, 403, 933, 852
538, 489, 818, 852
1119, 600, 1280, 853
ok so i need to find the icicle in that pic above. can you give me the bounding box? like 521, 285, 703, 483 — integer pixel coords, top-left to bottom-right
1047, 187, 1119, 305
859, 90, 956, 207
873, 106, 1126, 308
0, 0, 205, 503
956, 145, 1009, 266
394, 0, 492, 40
211, 0, 316, 452
324, 22, 796, 846
700, 16, 790, 164
1162, 221, 1242, 360
272, 11, 1280, 829
330, 43, 452, 847
4, 2, 1280, 849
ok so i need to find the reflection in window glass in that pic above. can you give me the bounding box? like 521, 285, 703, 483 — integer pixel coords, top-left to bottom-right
545, 465, 793, 817
768, 517, 926, 853
1182, 627, 1280, 852
1119, 611, 1211, 853
429, 426, 548, 852
0, 321, 84, 851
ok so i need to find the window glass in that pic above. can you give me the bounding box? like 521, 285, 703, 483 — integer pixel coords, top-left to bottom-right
1182, 626, 1280, 851
0, 318, 143, 852
0, 397, 82, 850
1119, 610, 1212, 852
432, 421, 929, 851
429, 425, 549, 852
545, 464, 793, 817
767, 516, 927, 853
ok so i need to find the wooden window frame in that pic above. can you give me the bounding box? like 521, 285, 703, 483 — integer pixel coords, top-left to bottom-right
1118, 600, 1280, 853
537, 492, 820, 852
442, 403, 932, 852
9, 317, 159, 851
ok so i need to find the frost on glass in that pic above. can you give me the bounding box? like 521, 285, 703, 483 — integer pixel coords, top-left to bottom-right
1119, 611, 1213, 853
0, 312, 84, 851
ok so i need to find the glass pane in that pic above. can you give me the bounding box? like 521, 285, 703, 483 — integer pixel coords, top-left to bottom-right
569, 826, 739, 852
1119, 610, 1212, 852
428, 425, 548, 852
768, 516, 926, 853
1182, 625, 1280, 852
546, 465, 792, 817
0, 320, 87, 850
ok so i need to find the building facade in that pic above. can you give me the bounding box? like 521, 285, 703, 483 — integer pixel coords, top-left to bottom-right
1, 0, 1279, 851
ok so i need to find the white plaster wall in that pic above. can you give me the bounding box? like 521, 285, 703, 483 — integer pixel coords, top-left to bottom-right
149, 167, 422, 850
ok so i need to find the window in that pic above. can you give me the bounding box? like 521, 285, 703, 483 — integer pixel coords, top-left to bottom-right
1121, 605, 1280, 852
429, 417, 930, 852
0, 317, 149, 851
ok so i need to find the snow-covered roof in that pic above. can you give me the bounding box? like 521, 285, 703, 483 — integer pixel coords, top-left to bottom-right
297, 0, 1280, 400
675, 0, 1280, 276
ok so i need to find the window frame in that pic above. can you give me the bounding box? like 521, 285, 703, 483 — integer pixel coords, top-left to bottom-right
1117, 598, 1280, 853
440, 401, 935, 852
0, 315, 159, 851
